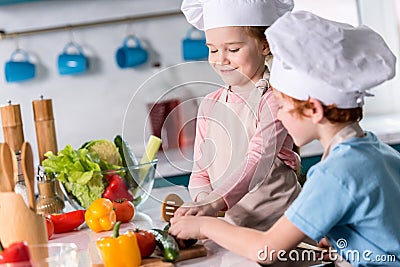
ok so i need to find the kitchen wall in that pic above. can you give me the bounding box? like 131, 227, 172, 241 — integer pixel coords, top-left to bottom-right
0, 0, 399, 167
0, 0, 219, 164
356, 0, 400, 115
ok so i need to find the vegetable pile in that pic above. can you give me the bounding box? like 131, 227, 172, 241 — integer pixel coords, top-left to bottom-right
42, 135, 137, 209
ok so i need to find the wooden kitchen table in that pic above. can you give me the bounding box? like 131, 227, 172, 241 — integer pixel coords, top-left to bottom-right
51, 185, 326, 267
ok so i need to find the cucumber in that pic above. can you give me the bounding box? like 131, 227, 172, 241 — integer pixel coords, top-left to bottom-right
164, 223, 197, 249
163, 222, 171, 232
149, 228, 180, 262
114, 135, 138, 189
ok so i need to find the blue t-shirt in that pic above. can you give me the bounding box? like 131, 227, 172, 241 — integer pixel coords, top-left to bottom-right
285, 132, 400, 266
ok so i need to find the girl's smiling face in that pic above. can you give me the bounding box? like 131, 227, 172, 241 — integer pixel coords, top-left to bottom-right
205, 26, 269, 87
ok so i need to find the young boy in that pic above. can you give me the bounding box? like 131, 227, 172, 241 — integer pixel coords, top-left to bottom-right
170, 11, 400, 267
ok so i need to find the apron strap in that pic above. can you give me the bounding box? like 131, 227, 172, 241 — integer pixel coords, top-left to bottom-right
255, 67, 271, 96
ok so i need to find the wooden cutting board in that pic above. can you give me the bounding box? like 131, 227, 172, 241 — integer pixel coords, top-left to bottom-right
90, 242, 207, 267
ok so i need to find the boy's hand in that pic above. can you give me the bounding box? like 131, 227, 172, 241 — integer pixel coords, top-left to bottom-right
169, 216, 208, 240
318, 237, 334, 262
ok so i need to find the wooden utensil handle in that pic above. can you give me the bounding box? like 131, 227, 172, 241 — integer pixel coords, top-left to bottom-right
297, 242, 327, 252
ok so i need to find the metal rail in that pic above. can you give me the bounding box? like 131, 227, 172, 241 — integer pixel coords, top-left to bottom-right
0, 10, 182, 40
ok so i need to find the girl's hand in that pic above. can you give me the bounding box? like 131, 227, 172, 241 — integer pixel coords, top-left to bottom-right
174, 202, 218, 217
174, 192, 227, 217
169, 216, 208, 240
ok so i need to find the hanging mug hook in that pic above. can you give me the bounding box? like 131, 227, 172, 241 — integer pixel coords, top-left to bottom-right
125, 21, 134, 37
65, 25, 74, 43
14, 34, 19, 50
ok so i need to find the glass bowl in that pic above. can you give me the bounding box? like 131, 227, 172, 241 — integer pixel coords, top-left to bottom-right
55, 158, 158, 210
0, 243, 78, 267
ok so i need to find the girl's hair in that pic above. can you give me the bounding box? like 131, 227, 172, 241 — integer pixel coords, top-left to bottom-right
243, 26, 268, 42
243, 26, 273, 63
274, 88, 363, 123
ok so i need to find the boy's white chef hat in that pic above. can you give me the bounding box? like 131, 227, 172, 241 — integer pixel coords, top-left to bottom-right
265, 11, 396, 108
181, 0, 294, 31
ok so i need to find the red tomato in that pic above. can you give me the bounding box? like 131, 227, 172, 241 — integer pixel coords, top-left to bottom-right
134, 229, 156, 258
113, 199, 135, 223
45, 217, 54, 240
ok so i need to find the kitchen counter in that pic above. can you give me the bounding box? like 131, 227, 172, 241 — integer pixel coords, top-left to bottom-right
52, 186, 326, 267
300, 113, 400, 157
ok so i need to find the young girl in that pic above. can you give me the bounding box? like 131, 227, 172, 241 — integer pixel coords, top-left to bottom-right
175, 0, 301, 230
170, 11, 400, 266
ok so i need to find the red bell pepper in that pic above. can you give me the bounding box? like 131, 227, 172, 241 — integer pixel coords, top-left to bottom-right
48, 210, 86, 234
102, 174, 134, 202
0, 241, 32, 266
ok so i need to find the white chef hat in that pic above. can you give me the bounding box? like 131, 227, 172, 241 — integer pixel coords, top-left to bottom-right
265, 11, 396, 108
181, 0, 294, 31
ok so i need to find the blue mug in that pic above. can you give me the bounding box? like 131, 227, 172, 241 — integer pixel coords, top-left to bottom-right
5, 49, 36, 83
182, 28, 208, 61
115, 35, 148, 68
57, 42, 89, 75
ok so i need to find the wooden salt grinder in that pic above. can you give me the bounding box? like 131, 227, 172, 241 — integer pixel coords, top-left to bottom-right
1, 102, 25, 185
0, 102, 24, 154
32, 97, 62, 197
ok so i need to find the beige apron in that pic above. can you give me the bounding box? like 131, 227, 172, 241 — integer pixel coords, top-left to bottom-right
322, 123, 364, 160
204, 80, 301, 231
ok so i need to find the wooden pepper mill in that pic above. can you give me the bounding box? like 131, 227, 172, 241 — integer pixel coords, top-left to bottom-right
0, 101, 24, 154
32, 96, 64, 200
0, 101, 26, 201
32, 96, 58, 163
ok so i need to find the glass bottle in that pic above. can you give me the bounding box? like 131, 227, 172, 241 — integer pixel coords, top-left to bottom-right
36, 167, 64, 215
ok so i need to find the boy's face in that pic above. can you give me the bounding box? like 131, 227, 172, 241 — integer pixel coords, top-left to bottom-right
205, 26, 269, 87
273, 90, 317, 147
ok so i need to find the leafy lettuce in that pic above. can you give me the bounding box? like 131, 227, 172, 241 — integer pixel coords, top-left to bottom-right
42, 144, 105, 209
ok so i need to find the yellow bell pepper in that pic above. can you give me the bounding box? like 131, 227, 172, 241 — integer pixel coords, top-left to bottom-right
97, 221, 142, 267
85, 198, 116, 232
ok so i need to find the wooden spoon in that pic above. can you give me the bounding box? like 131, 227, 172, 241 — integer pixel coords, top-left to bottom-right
161, 193, 184, 222
161, 193, 225, 222
21, 142, 36, 212
0, 143, 16, 192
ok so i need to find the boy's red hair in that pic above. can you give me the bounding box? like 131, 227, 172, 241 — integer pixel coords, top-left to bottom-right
272, 87, 363, 123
